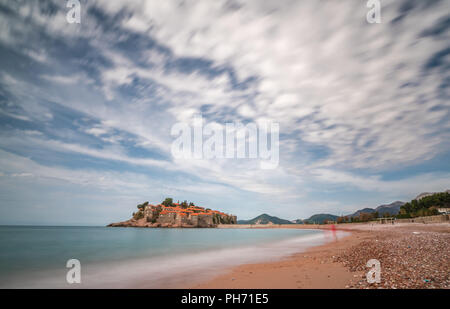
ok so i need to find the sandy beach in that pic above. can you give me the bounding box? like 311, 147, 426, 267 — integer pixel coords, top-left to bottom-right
191, 222, 450, 289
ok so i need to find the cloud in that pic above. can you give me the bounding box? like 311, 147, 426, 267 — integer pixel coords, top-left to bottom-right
65, 0, 449, 174
0, 149, 149, 191
41, 73, 94, 85
119, 0, 450, 170
311, 168, 450, 195
0, 0, 449, 223
0, 131, 171, 171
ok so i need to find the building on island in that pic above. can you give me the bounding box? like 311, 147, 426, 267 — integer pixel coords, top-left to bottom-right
135, 203, 237, 228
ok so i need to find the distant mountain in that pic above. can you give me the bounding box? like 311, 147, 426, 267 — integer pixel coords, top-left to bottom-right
349, 207, 376, 218
375, 201, 404, 215
237, 213, 293, 225
348, 201, 405, 217
297, 214, 339, 224
238, 191, 447, 226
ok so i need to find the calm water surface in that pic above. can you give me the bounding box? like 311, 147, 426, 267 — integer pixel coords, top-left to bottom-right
0, 226, 340, 288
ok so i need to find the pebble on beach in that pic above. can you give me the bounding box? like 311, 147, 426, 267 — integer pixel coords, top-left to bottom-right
334, 230, 450, 289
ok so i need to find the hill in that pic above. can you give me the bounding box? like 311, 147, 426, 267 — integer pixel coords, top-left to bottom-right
349, 207, 376, 218
296, 214, 339, 224
375, 201, 404, 216
414, 190, 450, 201
348, 201, 405, 217
237, 213, 293, 225
399, 191, 450, 218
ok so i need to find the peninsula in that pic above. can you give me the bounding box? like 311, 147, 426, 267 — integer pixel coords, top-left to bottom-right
108, 198, 237, 228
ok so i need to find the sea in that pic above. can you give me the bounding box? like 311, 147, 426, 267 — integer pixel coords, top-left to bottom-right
0, 226, 346, 288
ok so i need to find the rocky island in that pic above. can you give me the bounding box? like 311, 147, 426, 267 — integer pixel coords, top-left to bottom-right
108, 198, 237, 228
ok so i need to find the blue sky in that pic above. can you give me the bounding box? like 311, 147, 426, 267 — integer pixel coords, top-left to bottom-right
0, 0, 449, 225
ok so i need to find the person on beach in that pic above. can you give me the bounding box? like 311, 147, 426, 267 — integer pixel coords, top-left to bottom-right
331, 224, 337, 242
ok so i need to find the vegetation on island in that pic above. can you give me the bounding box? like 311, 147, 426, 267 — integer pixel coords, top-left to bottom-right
160, 198, 195, 208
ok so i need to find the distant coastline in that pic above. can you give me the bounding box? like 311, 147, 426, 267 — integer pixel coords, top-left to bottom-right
237, 190, 450, 225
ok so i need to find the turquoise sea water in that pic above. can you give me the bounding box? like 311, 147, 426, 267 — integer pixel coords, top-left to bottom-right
0, 226, 338, 288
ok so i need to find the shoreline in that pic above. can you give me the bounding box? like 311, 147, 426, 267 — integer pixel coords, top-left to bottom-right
190, 222, 450, 289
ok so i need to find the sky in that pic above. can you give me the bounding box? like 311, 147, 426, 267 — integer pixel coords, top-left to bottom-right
0, 0, 449, 225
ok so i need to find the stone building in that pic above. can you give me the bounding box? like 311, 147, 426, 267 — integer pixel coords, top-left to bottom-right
143, 204, 161, 222
158, 211, 176, 224
197, 213, 214, 227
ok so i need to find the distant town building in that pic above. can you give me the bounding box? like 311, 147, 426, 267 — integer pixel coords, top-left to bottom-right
437, 208, 450, 214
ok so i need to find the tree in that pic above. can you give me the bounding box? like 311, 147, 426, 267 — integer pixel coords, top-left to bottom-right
180, 200, 188, 208
359, 212, 372, 222
212, 214, 220, 224
397, 192, 449, 218
162, 198, 173, 207
133, 211, 144, 220
137, 201, 149, 210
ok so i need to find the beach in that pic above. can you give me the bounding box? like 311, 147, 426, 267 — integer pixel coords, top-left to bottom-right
192, 222, 450, 289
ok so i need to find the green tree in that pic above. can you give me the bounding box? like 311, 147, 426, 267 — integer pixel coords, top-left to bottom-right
137, 201, 149, 210
133, 211, 144, 220
398, 192, 450, 218
162, 198, 173, 207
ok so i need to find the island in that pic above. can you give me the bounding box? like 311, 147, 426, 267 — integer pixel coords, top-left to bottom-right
108, 198, 237, 228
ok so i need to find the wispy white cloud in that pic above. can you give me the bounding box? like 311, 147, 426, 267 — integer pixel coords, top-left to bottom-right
0, 0, 448, 222
311, 168, 450, 196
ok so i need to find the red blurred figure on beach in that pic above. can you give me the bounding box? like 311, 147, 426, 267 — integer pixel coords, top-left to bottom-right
331, 224, 337, 242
